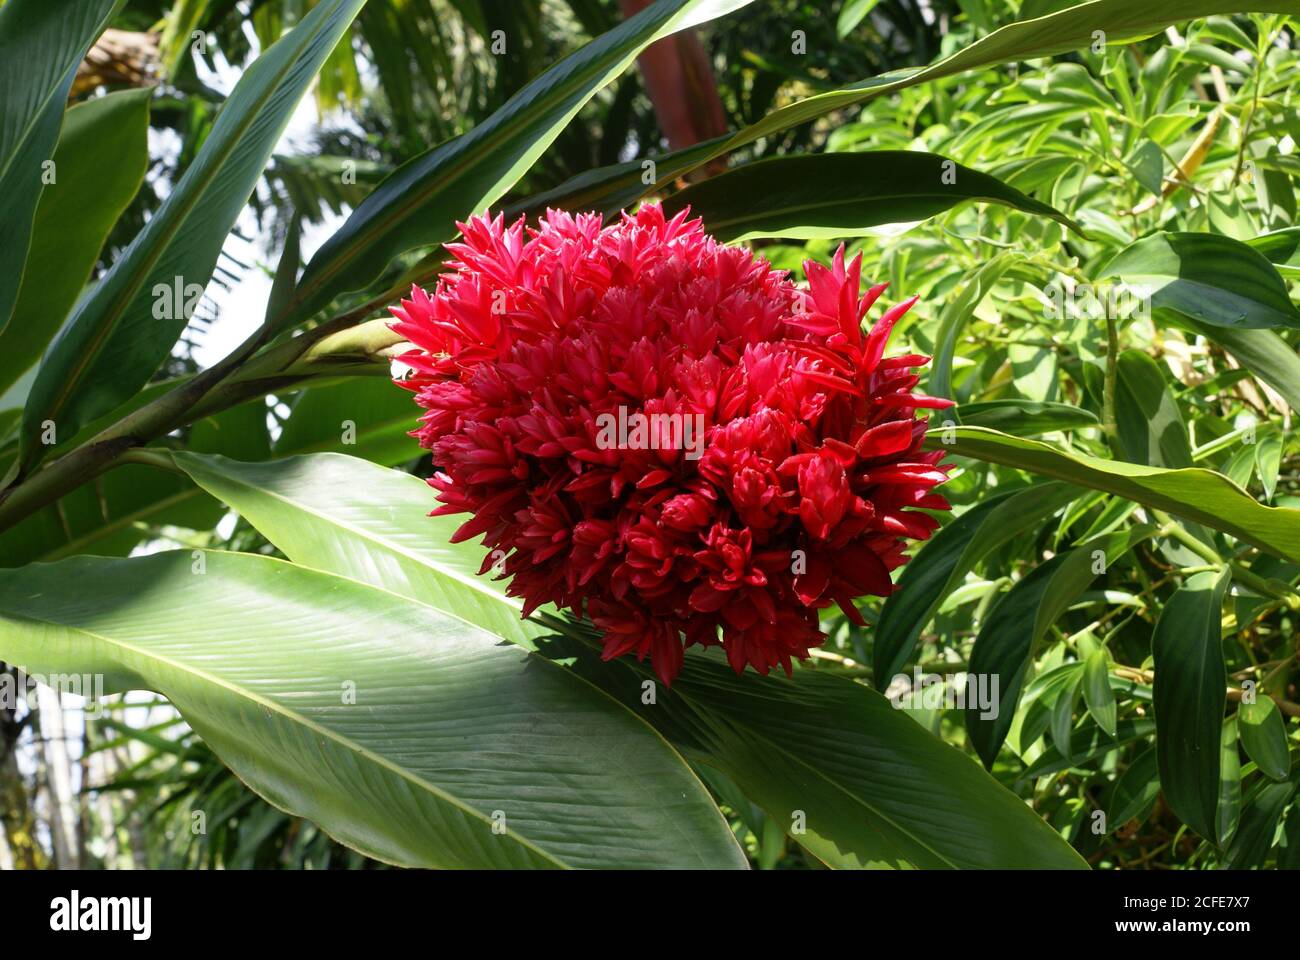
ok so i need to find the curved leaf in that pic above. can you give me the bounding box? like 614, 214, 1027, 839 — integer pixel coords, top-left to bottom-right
163, 449, 1086, 869
0, 88, 151, 397
280, 0, 754, 327
1099, 231, 1300, 330
955, 400, 1099, 435
924, 426, 1300, 562
873, 482, 1076, 685
0, 550, 744, 869
18, 0, 367, 469
1238, 696, 1292, 783
660, 152, 1080, 242
0, 0, 120, 330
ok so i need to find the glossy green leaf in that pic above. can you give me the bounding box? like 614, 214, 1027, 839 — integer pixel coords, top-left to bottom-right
1100, 232, 1300, 330
1021, 719, 1156, 779
0, 550, 744, 869
1083, 647, 1117, 738
164, 449, 1085, 869
1177, 320, 1300, 414
929, 254, 1021, 401
0, 88, 151, 398
1114, 349, 1192, 468
18, 0, 367, 470
1250, 227, 1300, 277
1224, 781, 1295, 868
924, 426, 1300, 562
279, 0, 755, 327
0, 0, 120, 330
1152, 569, 1230, 841
873, 482, 1076, 685
954, 400, 1099, 436
541, 1, 1300, 211
1238, 695, 1292, 783
660, 152, 1080, 243
1109, 746, 1160, 826
836, 0, 881, 36
966, 527, 1148, 767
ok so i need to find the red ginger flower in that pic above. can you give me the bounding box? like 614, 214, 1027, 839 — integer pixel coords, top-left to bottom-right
390, 203, 953, 685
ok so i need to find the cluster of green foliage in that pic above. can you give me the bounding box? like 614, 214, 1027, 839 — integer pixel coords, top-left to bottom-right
1, 0, 1298, 870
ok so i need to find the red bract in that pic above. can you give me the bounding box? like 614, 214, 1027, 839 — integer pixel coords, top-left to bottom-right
390, 204, 953, 685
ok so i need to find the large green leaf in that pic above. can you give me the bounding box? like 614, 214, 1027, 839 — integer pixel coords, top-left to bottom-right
17, 0, 367, 470
1177, 320, 1300, 413
1152, 569, 1230, 842
965, 526, 1150, 768
168, 450, 543, 648
872, 482, 1076, 685
924, 426, 1300, 562
278, 0, 755, 328
1114, 349, 1192, 468
0, 550, 744, 869
0, 88, 151, 398
660, 152, 1080, 242
1100, 232, 1300, 330
0, 0, 120, 330
160, 449, 1086, 868
534, 1, 1300, 213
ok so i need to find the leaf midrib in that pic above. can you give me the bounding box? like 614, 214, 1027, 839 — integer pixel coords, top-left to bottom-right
1, 596, 570, 869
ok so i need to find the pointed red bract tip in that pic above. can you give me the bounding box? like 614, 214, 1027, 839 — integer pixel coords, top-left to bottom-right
391, 204, 949, 684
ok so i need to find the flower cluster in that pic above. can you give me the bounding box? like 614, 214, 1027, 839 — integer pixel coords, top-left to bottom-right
390, 204, 952, 684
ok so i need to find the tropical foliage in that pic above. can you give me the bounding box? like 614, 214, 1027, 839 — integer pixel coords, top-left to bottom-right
2, 0, 1299, 870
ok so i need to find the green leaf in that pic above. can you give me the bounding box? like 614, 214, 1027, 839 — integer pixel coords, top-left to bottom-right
966, 527, 1148, 767
1100, 232, 1300, 330
1219, 717, 1242, 845
1250, 227, 1300, 278
0, 88, 151, 398
660, 152, 1081, 243
1123, 139, 1164, 196
955, 400, 1100, 436
924, 426, 1300, 563
1021, 719, 1156, 779
1224, 781, 1295, 868
1255, 431, 1282, 502
873, 482, 1076, 685
169, 451, 545, 649
1238, 696, 1292, 782
545, 0, 1300, 210
1083, 647, 1118, 738
1177, 321, 1300, 414
165, 449, 1085, 868
0, 550, 744, 869
0, 401, 268, 567
929, 254, 1022, 401
274, 378, 418, 464
17, 0, 367, 470
1114, 349, 1192, 468
1109, 746, 1160, 826
1152, 568, 1230, 841
279, 0, 755, 327
0, 0, 120, 330
836, 0, 881, 37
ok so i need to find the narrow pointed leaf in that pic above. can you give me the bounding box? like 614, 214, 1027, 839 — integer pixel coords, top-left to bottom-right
279, 0, 754, 327
660, 152, 1081, 242
0, 0, 120, 330
1152, 569, 1230, 841
18, 0, 367, 469
924, 426, 1300, 562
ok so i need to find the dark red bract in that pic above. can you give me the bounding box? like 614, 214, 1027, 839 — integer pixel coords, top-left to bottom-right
390, 204, 953, 684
